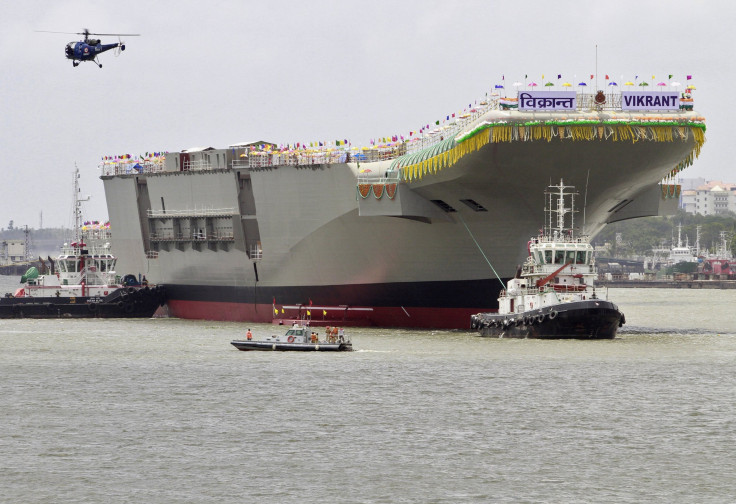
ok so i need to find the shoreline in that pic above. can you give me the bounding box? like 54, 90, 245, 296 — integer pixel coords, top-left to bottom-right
599, 280, 736, 289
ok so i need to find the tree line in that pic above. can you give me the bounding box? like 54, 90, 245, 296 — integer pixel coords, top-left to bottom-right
593, 210, 736, 257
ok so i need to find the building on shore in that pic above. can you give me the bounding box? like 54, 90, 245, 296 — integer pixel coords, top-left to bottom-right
680, 178, 736, 215
0, 239, 28, 265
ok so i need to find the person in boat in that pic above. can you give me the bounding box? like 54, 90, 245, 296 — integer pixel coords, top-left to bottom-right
310, 331, 318, 343
338, 327, 344, 342
330, 326, 338, 343
246, 329, 253, 341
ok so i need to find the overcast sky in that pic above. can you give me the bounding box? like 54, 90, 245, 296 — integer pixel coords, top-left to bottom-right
2, 0, 733, 229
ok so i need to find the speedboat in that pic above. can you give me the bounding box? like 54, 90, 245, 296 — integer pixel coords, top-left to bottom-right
231, 324, 353, 351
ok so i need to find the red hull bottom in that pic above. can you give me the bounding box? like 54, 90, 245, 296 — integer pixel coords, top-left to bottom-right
166, 299, 489, 330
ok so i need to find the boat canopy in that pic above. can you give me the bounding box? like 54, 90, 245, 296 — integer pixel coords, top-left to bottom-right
20, 267, 39, 283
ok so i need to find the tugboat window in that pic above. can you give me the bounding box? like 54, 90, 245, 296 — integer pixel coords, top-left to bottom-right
555, 250, 565, 264
545, 250, 553, 264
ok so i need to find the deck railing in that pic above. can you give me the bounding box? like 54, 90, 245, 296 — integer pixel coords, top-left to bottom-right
101, 91, 694, 176
147, 208, 237, 218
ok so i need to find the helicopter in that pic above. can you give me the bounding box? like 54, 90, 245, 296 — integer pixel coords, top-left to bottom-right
37, 28, 140, 68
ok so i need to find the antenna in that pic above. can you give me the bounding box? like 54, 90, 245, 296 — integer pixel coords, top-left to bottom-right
595, 44, 598, 91
583, 169, 590, 232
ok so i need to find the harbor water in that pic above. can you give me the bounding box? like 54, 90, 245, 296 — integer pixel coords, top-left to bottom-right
1, 275, 735, 503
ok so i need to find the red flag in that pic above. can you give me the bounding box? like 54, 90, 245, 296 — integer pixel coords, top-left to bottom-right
590, 74, 594, 80
309, 298, 313, 306
605, 74, 609, 79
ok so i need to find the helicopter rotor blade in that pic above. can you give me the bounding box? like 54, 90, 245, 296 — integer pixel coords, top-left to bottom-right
35, 30, 85, 35
35, 30, 140, 37
85, 32, 140, 37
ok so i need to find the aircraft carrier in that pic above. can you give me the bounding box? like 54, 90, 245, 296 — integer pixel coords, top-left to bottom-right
101, 88, 705, 328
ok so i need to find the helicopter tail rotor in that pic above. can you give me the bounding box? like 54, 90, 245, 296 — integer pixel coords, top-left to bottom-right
114, 36, 126, 56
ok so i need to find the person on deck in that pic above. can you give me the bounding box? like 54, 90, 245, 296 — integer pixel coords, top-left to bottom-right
246, 329, 253, 341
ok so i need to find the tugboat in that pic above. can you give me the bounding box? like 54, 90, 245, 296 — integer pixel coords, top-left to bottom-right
231, 324, 353, 351
0, 168, 166, 319
471, 179, 625, 339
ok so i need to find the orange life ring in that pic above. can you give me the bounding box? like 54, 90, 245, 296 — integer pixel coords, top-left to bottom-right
287, 335, 295, 343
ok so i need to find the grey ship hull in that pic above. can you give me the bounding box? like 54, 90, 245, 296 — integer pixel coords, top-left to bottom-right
102, 112, 702, 328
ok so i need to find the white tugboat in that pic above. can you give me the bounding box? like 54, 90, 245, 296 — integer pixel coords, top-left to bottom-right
0, 167, 165, 319
471, 179, 625, 339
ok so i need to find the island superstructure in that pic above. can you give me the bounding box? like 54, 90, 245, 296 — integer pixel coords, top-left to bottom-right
101, 83, 705, 328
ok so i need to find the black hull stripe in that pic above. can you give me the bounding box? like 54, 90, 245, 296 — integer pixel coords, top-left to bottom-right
164, 278, 506, 309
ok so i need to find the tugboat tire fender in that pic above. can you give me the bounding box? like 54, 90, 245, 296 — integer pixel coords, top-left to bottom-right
88, 303, 97, 312
536, 314, 545, 324
123, 303, 134, 314
548, 310, 558, 320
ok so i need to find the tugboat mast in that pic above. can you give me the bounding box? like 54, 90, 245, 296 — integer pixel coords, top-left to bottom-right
72, 164, 90, 244
545, 179, 578, 238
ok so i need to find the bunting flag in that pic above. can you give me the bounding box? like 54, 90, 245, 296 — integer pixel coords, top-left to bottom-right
323, 310, 327, 316
273, 307, 278, 315
687, 75, 692, 80
307, 310, 311, 316
605, 74, 609, 79
668, 74, 673, 80
590, 74, 594, 79
557, 74, 561, 79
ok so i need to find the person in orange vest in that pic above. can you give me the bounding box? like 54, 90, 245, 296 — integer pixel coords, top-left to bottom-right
246, 328, 253, 341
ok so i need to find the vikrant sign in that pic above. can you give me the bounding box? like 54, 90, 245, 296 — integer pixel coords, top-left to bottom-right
621, 91, 679, 111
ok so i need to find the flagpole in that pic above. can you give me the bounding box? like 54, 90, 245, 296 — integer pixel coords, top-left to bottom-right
595, 44, 598, 91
